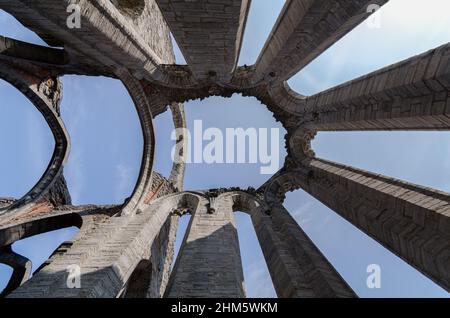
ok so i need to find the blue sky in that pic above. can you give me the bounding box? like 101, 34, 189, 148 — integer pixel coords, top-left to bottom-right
1, 0, 450, 297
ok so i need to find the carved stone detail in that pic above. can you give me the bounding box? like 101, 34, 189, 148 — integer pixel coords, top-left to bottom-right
38, 76, 62, 115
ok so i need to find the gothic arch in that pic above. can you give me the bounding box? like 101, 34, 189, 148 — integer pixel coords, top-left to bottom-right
0, 212, 82, 249
116, 69, 156, 216
0, 64, 70, 219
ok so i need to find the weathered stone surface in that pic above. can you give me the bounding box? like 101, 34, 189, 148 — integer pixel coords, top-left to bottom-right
0, 61, 69, 221
166, 194, 245, 298
155, 0, 251, 82
261, 159, 450, 292
302, 158, 450, 291
227, 191, 355, 298
252, 0, 388, 84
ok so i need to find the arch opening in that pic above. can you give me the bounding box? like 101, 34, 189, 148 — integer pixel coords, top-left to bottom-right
154, 110, 175, 179
0, 79, 54, 201
0, 264, 13, 296
61, 75, 143, 205
172, 212, 192, 271
234, 211, 277, 298
11, 226, 79, 276
0, 224, 79, 296
153, 102, 187, 191
182, 94, 287, 190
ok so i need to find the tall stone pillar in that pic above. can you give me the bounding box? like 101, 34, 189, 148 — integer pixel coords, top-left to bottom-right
166, 193, 245, 298
299, 158, 450, 291
250, 200, 355, 298
7, 202, 175, 298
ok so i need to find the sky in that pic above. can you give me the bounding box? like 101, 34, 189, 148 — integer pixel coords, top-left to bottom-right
1, 0, 450, 298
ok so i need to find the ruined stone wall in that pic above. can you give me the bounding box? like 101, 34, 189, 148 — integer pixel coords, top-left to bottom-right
111, 0, 175, 64
148, 215, 179, 297
166, 195, 245, 298
123, 171, 181, 297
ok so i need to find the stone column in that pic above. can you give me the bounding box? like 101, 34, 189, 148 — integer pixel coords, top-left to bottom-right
298, 158, 450, 291
251, 201, 355, 297
155, 0, 251, 82
166, 195, 245, 298
7, 202, 174, 298
252, 0, 388, 84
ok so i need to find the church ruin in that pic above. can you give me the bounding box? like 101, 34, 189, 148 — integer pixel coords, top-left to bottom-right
0, 0, 449, 297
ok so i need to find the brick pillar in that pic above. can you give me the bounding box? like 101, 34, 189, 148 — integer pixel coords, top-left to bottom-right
252, 0, 387, 84
251, 202, 355, 297
166, 195, 245, 298
299, 158, 450, 291
7, 202, 174, 298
